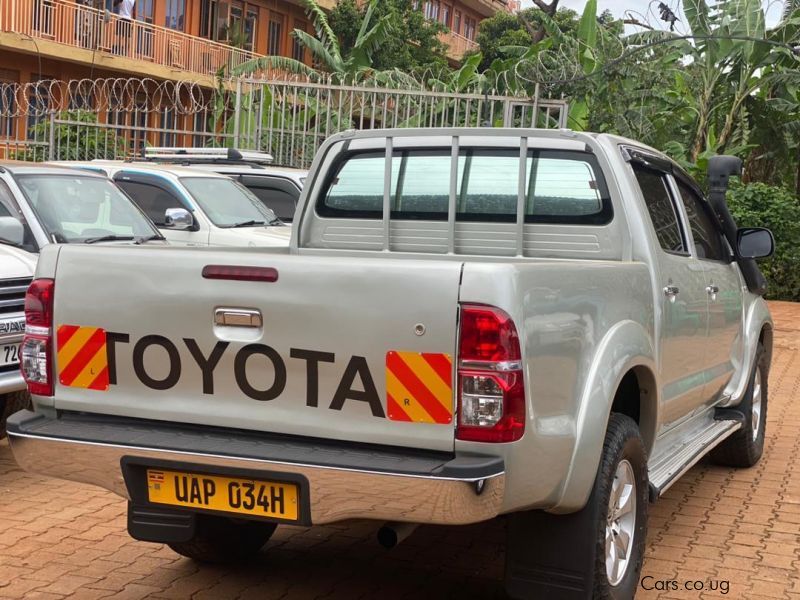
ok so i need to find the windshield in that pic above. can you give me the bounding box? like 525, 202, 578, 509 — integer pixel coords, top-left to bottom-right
180, 177, 281, 227
16, 175, 161, 243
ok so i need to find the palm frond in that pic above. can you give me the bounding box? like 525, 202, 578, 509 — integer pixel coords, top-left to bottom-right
230, 55, 320, 80
301, 0, 340, 61
293, 29, 342, 72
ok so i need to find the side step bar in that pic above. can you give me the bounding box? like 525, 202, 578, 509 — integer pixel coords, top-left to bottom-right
648, 411, 744, 501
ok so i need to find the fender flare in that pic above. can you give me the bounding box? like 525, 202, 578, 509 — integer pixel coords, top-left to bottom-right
550, 319, 658, 514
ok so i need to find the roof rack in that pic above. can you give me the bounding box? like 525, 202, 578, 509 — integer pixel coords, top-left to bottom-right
143, 147, 274, 166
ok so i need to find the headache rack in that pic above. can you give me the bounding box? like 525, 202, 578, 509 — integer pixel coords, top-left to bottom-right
143, 147, 274, 168
302, 129, 620, 259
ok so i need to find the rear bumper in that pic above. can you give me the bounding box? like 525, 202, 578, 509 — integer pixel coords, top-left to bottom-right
0, 367, 25, 395
7, 411, 505, 526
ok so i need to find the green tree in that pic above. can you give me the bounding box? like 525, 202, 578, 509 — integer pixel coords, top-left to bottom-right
727, 183, 800, 300
329, 0, 448, 72
12, 110, 126, 162
232, 0, 394, 82
469, 6, 581, 70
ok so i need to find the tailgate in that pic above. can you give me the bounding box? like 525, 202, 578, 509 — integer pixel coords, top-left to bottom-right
51, 246, 461, 452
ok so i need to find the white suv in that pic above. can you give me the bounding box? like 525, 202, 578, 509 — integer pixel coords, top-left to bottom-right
141, 148, 307, 223
57, 161, 292, 247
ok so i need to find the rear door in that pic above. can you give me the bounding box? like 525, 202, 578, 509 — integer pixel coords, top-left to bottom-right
51, 246, 461, 452
673, 177, 744, 403
631, 164, 709, 429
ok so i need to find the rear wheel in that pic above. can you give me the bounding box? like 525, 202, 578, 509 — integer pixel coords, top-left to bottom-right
592, 414, 648, 599
505, 414, 648, 599
711, 343, 767, 468
168, 514, 277, 563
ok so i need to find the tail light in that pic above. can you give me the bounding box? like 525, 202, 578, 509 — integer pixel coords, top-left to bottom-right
456, 304, 525, 443
21, 279, 54, 396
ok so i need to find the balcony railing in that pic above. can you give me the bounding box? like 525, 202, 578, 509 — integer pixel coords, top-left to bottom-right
440, 30, 479, 59
0, 0, 265, 78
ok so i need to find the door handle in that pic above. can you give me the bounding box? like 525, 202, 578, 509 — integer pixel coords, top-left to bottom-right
663, 285, 680, 303
214, 308, 262, 328
706, 285, 720, 301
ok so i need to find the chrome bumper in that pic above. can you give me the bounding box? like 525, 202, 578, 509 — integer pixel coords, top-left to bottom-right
8, 411, 505, 526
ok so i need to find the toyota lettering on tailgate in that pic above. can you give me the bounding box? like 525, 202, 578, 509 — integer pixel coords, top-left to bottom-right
55, 325, 453, 423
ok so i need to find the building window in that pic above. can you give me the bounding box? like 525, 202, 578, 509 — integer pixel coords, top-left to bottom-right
193, 112, 209, 147
165, 0, 185, 31
441, 4, 451, 27
244, 8, 258, 51
27, 77, 53, 140
424, 1, 440, 21
69, 81, 94, 110
292, 20, 306, 62
200, 0, 230, 41
135, 0, 154, 56
138, 0, 154, 22
453, 10, 461, 34
464, 17, 476, 40
0, 71, 17, 139
268, 15, 283, 56
160, 109, 176, 146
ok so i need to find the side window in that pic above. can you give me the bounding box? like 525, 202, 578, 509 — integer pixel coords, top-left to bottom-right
632, 165, 686, 254
116, 181, 183, 226
676, 181, 727, 261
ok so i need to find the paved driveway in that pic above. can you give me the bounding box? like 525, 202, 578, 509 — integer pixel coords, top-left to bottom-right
2, 302, 799, 599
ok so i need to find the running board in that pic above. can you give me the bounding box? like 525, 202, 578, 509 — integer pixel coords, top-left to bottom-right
648, 415, 743, 501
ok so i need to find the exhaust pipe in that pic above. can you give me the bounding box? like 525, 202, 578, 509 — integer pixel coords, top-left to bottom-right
377, 522, 418, 549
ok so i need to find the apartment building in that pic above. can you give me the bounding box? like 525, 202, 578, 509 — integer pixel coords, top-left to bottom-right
0, 0, 509, 158
0, 0, 510, 89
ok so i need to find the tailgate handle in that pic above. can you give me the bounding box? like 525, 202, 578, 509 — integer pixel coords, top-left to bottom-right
214, 308, 263, 328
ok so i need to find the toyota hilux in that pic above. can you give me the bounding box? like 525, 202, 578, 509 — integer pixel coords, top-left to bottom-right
9, 129, 774, 599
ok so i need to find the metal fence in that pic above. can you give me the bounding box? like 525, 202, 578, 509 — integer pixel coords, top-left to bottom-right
0, 77, 570, 169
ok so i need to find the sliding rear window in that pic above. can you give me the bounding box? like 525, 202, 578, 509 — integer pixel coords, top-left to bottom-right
317, 148, 612, 224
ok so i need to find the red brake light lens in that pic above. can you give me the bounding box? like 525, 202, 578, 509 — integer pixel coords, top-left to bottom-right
459, 305, 521, 362
202, 265, 278, 282
25, 278, 54, 329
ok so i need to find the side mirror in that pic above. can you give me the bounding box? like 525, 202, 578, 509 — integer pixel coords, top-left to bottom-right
164, 208, 193, 231
0, 216, 24, 247
737, 227, 774, 259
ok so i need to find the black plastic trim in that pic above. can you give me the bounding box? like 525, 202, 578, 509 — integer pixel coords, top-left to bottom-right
8, 411, 504, 481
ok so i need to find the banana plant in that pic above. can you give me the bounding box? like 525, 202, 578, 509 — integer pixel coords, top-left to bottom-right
230, 0, 393, 83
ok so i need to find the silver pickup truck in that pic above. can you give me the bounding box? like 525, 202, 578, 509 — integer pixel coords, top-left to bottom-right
8, 129, 774, 599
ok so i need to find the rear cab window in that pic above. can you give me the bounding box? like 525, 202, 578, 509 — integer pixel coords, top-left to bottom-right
318, 148, 612, 224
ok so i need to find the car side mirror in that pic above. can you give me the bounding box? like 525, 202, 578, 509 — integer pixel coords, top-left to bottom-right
164, 208, 193, 231
0, 216, 24, 247
737, 227, 774, 259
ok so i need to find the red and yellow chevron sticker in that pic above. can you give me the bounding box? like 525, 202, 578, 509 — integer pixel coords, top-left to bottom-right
57, 325, 109, 391
386, 351, 453, 424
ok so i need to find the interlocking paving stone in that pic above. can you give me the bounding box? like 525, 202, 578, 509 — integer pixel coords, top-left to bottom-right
1, 300, 798, 599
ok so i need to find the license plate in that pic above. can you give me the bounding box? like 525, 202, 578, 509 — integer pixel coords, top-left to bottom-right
146, 469, 299, 521
1, 344, 19, 367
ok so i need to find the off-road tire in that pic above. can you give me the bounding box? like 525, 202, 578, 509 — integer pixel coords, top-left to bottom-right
0, 391, 32, 439
710, 343, 767, 468
168, 515, 277, 563
592, 413, 649, 600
